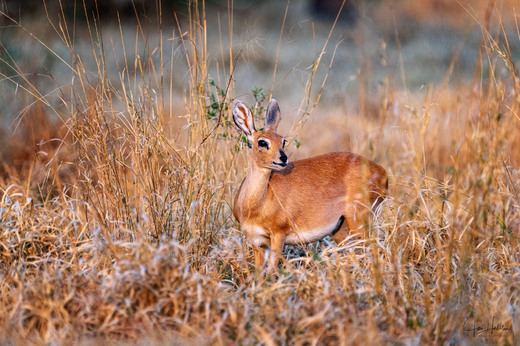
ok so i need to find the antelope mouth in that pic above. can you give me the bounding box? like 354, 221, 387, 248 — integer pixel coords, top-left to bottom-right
272, 161, 288, 168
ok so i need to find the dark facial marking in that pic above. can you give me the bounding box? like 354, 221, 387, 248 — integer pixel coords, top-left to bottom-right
279, 150, 288, 164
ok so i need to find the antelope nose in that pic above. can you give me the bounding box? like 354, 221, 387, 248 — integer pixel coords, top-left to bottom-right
280, 151, 288, 164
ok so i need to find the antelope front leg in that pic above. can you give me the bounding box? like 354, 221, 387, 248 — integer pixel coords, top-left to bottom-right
267, 233, 285, 272
253, 245, 266, 270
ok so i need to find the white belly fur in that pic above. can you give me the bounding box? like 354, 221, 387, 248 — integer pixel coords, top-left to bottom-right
243, 221, 339, 247
285, 222, 338, 245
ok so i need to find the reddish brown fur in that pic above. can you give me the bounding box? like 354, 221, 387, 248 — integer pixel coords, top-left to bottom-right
232, 100, 388, 271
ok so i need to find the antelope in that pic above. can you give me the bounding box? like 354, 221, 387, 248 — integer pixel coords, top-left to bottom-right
232, 99, 388, 271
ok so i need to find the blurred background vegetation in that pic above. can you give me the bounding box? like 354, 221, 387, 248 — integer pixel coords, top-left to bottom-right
0, 0, 518, 175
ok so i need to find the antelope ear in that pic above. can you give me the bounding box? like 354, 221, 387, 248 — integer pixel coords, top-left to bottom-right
265, 99, 281, 131
232, 100, 256, 140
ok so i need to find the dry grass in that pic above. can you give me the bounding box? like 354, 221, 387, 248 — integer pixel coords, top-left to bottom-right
0, 0, 519, 344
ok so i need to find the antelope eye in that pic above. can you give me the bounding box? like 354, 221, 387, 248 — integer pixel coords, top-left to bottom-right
282, 139, 287, 148
258, 139, 269, 149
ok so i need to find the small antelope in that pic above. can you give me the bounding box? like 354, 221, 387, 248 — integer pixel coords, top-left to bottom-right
232, 99, 388, 271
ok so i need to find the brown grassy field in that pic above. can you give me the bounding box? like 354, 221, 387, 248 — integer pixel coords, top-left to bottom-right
0, 0, 519, 344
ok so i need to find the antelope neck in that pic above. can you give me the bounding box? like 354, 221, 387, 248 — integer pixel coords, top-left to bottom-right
240, 162, 272, 211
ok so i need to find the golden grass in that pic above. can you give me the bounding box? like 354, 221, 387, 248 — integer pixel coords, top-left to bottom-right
0, 0, 519, 344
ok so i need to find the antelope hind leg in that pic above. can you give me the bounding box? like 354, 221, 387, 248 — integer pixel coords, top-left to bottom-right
333, 206, 371, 244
